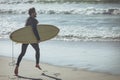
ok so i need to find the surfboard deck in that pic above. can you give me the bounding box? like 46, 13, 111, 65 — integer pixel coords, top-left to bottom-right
10, 24, 59, 43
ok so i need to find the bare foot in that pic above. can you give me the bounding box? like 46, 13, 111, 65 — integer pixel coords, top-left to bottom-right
35, 64, 42, 70
14, 66, 19, 76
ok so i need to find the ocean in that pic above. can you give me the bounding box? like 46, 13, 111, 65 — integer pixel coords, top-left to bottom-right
0, 0, 120, 41
0, 0, 120, 75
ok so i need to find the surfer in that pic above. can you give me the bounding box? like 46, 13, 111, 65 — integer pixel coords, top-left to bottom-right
14, 7, 41, 76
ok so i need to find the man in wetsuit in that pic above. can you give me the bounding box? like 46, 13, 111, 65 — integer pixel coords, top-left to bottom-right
14, 7, 41, 76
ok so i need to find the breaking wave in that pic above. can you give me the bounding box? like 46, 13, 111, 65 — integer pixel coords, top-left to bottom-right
0, 8, 120, 15
0, 0, 120, 4
55, 26, 120, 41
0, 0, 120, 15
0, 25, 120, 41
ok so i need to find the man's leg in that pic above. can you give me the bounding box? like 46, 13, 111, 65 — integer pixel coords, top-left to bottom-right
31, 43, 41, 70
14, 44, 29, 75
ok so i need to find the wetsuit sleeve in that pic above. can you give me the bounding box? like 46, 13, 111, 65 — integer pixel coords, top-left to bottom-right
31, 23, 40, 40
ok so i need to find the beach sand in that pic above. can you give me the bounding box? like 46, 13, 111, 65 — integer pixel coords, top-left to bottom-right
0, 56, 120, 80
0, 39, 120, 80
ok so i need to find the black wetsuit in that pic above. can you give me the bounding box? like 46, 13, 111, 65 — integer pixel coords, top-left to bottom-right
16, 17, 40, 66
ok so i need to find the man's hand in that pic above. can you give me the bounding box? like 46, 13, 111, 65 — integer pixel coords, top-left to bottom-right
37, 40, 41, 43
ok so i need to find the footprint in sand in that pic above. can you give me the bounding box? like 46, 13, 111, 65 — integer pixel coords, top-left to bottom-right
53, 73, 61, 77
43, 70, 48, 73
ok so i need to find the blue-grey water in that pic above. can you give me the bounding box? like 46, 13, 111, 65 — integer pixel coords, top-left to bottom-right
0, 0, 120, 75
0, 1, 120, 41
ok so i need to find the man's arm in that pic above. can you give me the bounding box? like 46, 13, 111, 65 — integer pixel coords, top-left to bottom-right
31, 19, 40, 41
32, 25, 40, 41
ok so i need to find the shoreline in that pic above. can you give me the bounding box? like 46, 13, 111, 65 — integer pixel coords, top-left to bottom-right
1, 54, 120, 76
0, 56, 120, 80
0, 38, 120, 76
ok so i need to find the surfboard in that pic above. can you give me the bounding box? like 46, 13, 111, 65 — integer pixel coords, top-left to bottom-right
10, 24, 59, 43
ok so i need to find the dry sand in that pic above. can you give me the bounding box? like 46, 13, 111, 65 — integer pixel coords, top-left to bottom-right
0, 56, 120, 80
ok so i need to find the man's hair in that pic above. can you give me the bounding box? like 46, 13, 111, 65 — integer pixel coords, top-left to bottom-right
28, 7, 36, 15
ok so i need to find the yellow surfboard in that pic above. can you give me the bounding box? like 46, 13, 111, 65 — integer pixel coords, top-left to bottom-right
10, 24, 59, 43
